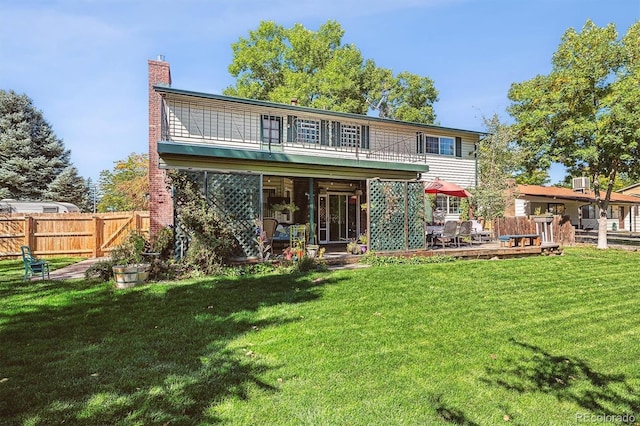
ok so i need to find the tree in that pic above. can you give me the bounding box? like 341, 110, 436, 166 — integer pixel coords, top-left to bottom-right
0, 90, 71, 200
474, 115, 522, 221
508, 20, 640, 249
225, 20, 438, 123
85, 178, 101, 213
44, 166, 90, 211
514, 169, 550, 186
369, 71, 438, 123
97, 153, 149, 212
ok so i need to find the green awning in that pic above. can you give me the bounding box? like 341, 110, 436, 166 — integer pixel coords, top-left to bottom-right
157, 142, 428, 180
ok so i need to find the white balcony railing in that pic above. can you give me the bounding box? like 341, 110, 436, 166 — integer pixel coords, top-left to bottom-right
161, 97, 431, 164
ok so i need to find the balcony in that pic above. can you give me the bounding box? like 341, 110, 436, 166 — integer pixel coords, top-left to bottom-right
160, 96, 429, 165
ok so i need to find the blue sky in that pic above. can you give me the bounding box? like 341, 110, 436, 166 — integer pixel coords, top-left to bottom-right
2, 0, 639, 184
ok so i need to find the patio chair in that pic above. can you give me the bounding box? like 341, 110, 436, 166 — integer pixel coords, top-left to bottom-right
262, 218, 278, 254
437, 220, 460, 248
471, 219, 491, 243
457, 220, 473, 246
20, 245, 50, 281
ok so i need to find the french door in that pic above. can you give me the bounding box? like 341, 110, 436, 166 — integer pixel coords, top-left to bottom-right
318, 194, 359, 243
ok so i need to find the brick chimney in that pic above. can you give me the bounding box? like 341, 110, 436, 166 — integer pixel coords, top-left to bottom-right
148, 55, 173, 239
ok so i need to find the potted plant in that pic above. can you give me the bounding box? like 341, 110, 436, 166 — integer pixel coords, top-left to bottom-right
357, 234, 368, 254
531, 207, 554, 223
271, 201, 299, 214
282, 246, 294, 261
346, 241, 360, 255
282, 245, 304, 261
111, 231, 151, 288
306, 244, 320, 258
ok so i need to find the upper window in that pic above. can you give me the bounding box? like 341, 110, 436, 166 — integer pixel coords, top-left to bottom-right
439, 137, 455, 156
426, 136, 439, 154
340, 124, 361, 148
416, 133, 456, 156
261, 115, 282, 146
295, 119, 320, 144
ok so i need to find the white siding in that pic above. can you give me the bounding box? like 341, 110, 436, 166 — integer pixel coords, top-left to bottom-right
514, 199, 527, 216
161, 92, 480, 191
420, 158, 475, 189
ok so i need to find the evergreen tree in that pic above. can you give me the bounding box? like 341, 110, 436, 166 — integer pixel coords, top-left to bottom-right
44, 166, 90, 211
0, 90, 71, 200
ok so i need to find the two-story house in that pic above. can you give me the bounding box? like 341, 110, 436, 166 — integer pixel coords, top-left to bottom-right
148, 57, 483, 257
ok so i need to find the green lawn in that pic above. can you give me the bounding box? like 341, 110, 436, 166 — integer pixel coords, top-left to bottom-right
1, 248, 639, 425
0, 257, 84, 282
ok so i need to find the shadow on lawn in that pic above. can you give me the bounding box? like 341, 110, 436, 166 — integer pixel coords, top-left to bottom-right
430, 394, 479, 426
482, 339, 640, 417
0, 272, 340, 424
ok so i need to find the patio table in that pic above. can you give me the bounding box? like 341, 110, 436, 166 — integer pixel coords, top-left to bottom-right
426, 225, 444, 248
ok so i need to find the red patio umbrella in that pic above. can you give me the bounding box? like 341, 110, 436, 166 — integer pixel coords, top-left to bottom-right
424, 178, 472, 198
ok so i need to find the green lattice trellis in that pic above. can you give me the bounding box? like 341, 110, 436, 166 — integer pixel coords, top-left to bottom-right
205, 173, 261, 258
368, 179, 426, 252
174, 171, 261, 259
407, 181, 427, 249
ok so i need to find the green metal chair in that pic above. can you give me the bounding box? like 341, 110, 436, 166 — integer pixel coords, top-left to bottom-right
20, 245, 50, 281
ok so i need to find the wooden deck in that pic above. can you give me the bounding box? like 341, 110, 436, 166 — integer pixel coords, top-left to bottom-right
316, 241, 562, 267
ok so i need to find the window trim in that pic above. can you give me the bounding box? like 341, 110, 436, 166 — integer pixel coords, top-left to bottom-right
435, 194, 461, 215
261, 114, 283, 149
416, 132, 458, 156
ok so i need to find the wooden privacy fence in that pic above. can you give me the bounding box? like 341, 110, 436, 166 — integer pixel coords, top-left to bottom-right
493, 215, 575, 246
0, 211, 150, 259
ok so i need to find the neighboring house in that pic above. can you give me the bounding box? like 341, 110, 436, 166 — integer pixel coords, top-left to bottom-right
148, 57, 483, 256
618, 182, 640, 198
508, 184, 640, 232
0, 199, 80, 214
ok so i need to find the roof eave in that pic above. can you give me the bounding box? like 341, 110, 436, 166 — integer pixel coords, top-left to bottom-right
153, 85, 486, 137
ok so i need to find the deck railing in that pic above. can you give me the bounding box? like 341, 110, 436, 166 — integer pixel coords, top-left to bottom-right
161, 98, 427, 164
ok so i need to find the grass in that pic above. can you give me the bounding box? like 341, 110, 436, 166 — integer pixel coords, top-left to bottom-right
0, 257, 84, 282
1, 247, 639, 425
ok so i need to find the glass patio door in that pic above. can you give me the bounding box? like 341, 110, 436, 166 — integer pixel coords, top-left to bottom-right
318, 195, 328, 243
329, 194, 348, 242
318, 194, 358, 243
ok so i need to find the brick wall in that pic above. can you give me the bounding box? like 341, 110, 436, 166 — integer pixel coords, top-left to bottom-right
148, 57, 173, 238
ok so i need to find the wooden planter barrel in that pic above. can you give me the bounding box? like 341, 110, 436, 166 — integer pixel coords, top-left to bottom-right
112, 264, 150, 288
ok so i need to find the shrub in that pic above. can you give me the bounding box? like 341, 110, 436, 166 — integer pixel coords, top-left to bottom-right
152, 226, 174, 260
170, 170, 237, 275
84, 259, 115, 281
111, 231, 150, 265
360, 251, 455, 266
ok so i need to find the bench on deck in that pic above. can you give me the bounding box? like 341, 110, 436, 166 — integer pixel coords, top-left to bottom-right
498, 234, 541, 248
